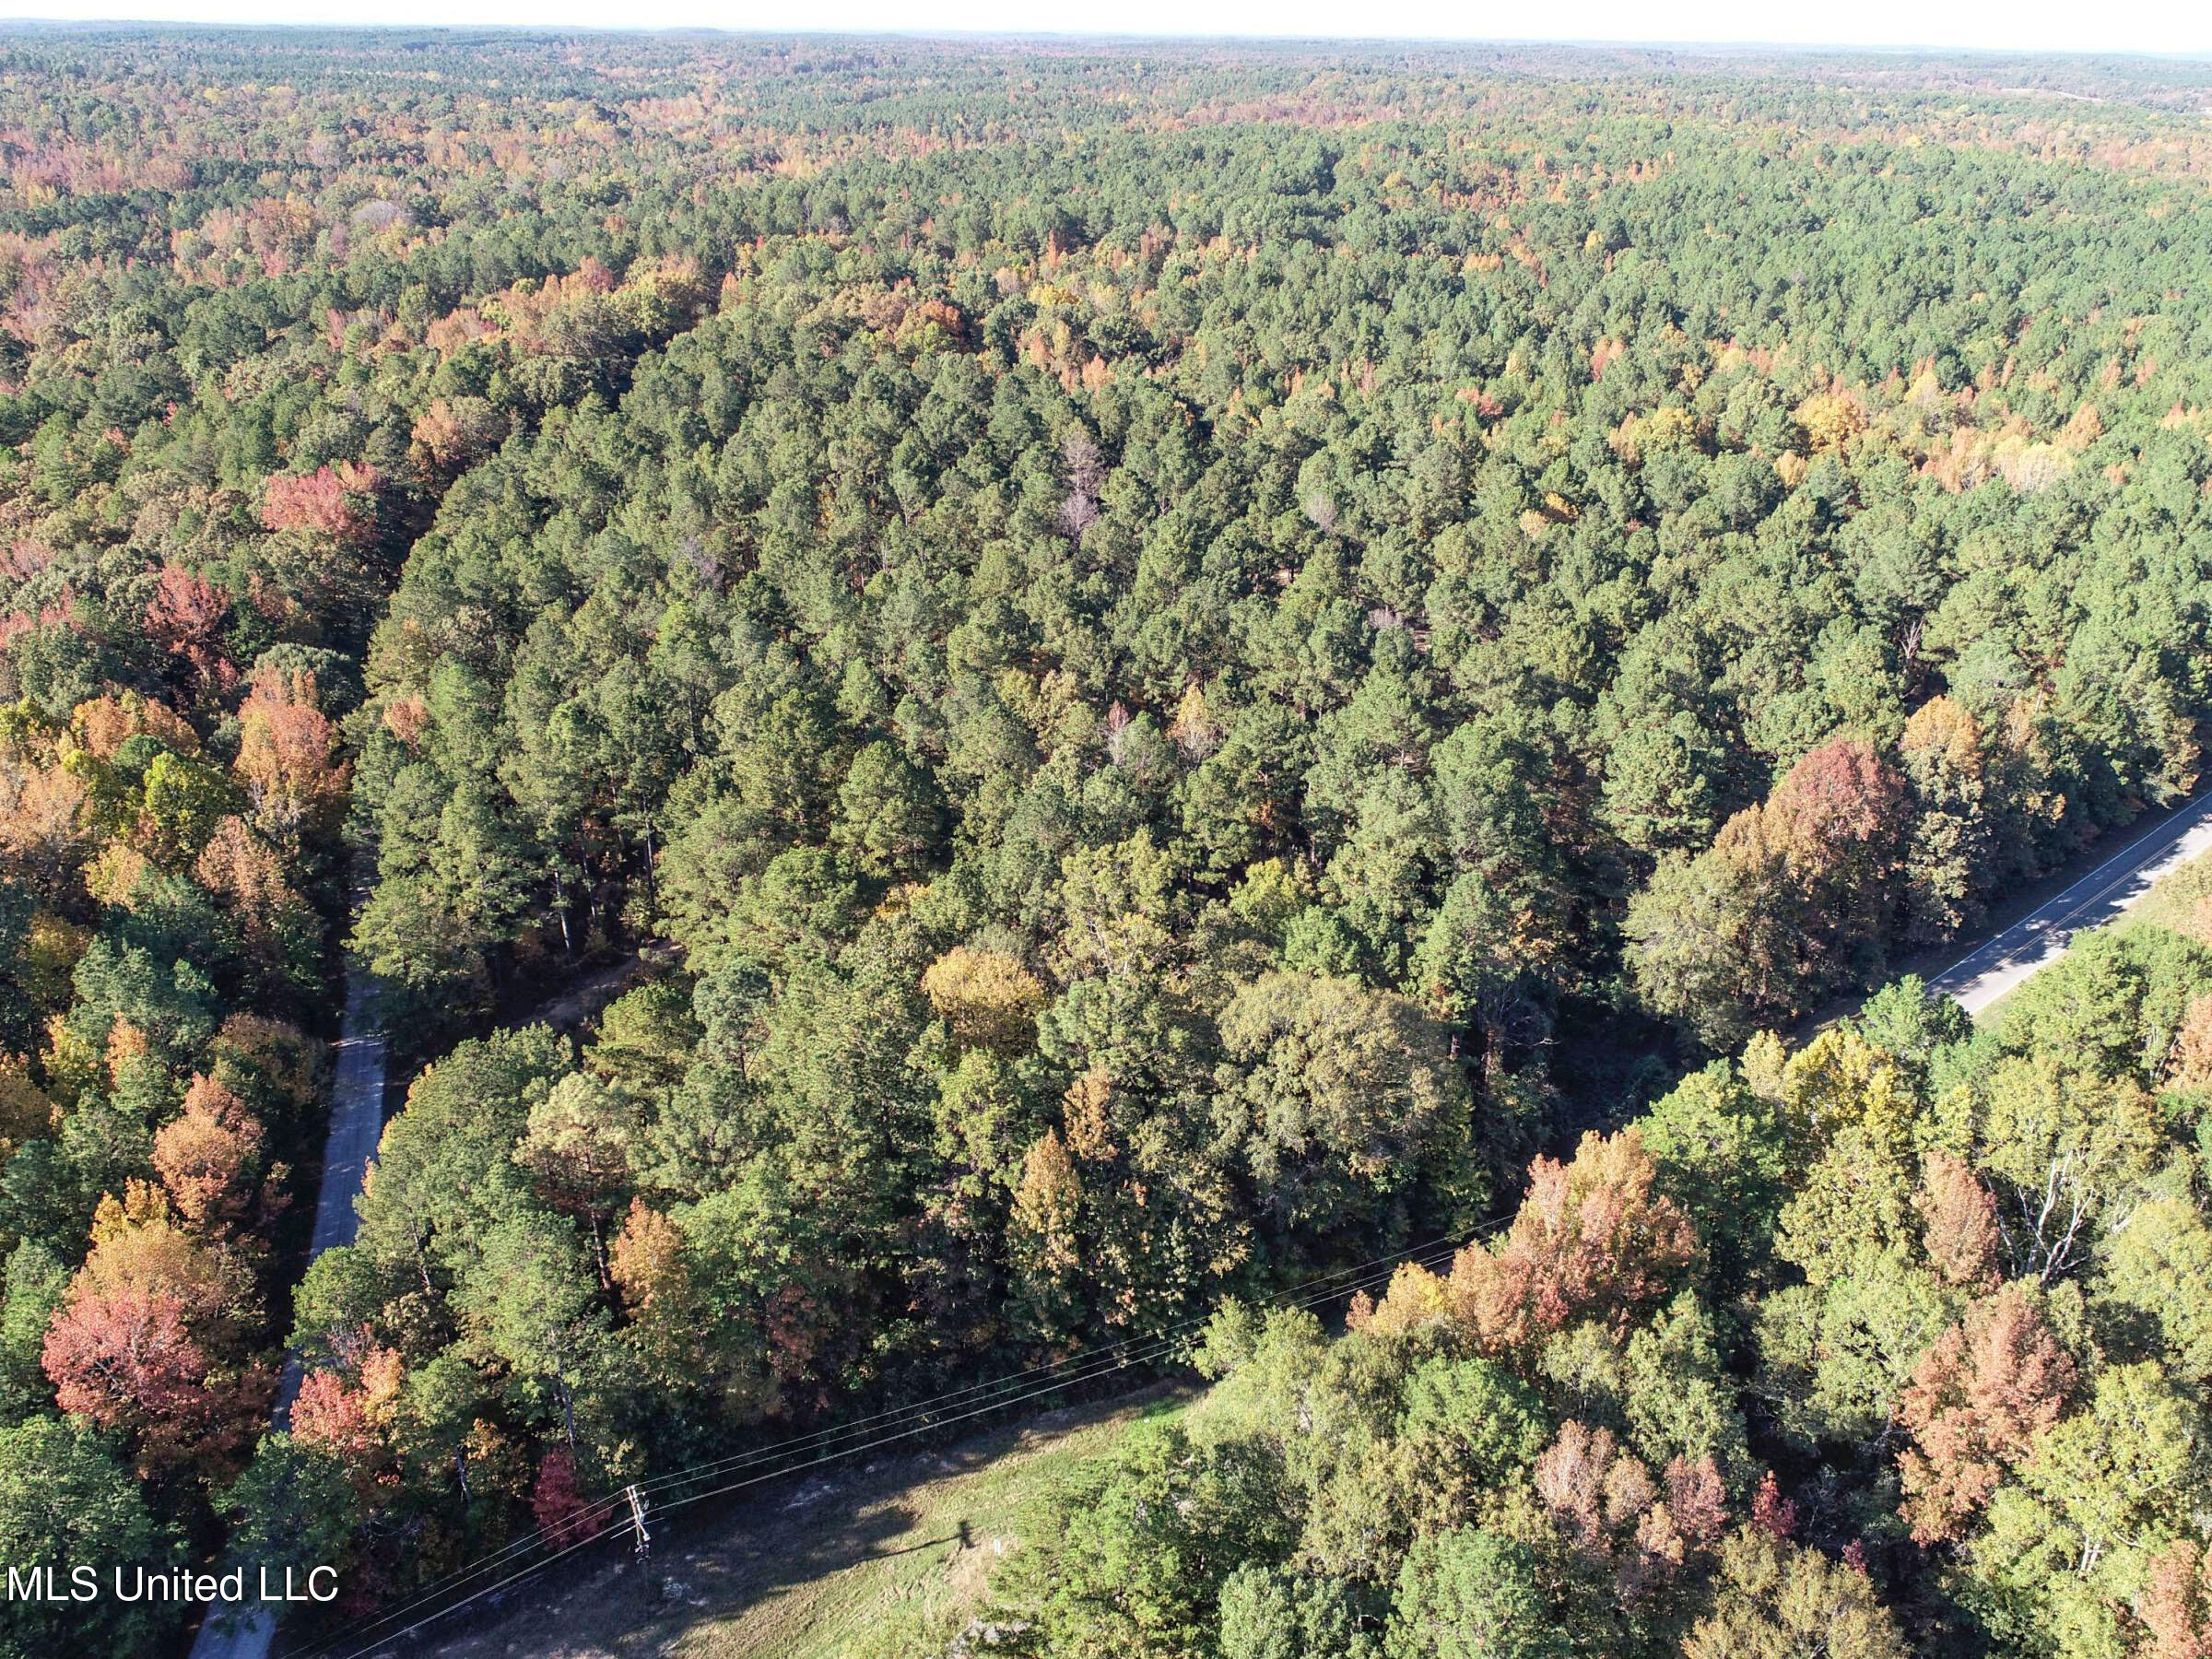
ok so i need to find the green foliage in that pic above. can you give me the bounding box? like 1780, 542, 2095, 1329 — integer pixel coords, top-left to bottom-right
987, 881, 2212, 1657
0, 1418, 182, 1654
1387, 1529, 1566, 1659
1396, 1356, 1548, 1493
6, 24, 2212, 1653
1682, 1530, 1908, 1659
0, 1242, 67, 1423
1218, 1563, 1381, 1659
1214, 971, 1473, 1240
218, 1435, 360, 1594
1010, 1422, 1299, 1654
1640, 1061, 1789, 1293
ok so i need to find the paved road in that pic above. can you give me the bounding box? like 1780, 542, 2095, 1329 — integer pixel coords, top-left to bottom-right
167, 788, 2209, 1653
188, 968, 387, 1659
1929, 788, 2212, 1017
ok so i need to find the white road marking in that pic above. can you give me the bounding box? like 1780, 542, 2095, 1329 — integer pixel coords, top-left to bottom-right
1929, 790, 2212, 1017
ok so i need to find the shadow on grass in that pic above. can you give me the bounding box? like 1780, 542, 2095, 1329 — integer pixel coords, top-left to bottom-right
417, 1393, 1181, 1659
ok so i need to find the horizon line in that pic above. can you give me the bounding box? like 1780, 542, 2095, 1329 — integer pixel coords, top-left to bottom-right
0, 19, 2206, 62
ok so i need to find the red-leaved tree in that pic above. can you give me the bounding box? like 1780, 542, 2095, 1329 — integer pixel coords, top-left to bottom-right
260, 461, 382, 546
1896, 1282, 2076, 1544
144, 564, 237, 700
1450, 1128, 1700, 1356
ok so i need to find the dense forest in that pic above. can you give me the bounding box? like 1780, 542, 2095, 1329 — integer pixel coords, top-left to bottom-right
0, 24, 2207, 1658
991, 888, 2212, 1659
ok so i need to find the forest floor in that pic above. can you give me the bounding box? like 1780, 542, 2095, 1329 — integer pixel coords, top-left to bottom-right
409, 1386, 1190, 1659
497, 941, 681, 1036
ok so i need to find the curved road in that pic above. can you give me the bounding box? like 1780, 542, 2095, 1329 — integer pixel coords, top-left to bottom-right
1928, 787, 2212, 1017
188, 969, 387, 1659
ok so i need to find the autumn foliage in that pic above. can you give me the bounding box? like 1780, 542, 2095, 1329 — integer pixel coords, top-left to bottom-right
260, 462, 383, 546
1450, 1128, 1700, 1355
529, 1447, 594, 1547
143, 565, 237, 699
233, 669, 350, 850
1896, 1283, 2076, 1544
9, 28, 2212, 1659
41, 1186, 271, 1480
150, 1074, 274, 1232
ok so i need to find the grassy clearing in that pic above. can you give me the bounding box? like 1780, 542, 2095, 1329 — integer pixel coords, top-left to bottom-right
1973, 844, 2212, 1030
2127, 843, 2212, 946
418, 1386, 1187, 1659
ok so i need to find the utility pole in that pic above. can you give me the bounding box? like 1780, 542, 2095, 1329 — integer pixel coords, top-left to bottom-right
625, 1481, 654, 1611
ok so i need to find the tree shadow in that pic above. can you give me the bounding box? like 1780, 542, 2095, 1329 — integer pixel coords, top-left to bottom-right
406, 1391, 1177, 1658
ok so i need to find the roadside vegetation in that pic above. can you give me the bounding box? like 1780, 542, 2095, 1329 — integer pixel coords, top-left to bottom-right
0, 27, 2207, 1657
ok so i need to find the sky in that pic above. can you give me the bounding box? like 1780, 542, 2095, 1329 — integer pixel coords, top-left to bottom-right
4, 0, 2209, 56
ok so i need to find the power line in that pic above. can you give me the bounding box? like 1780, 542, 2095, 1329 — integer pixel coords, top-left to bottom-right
645, 1239, 1479, 1529
303, 1220, 1494, 1659
300, 1218, 1490, 1657
321, 1236, 1473, 1659
629, 1219, 1488, 1501
631, 1230, 1474, 1514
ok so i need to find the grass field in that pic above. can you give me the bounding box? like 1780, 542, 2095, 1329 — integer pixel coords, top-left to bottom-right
417, 1386, 1188, 1659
